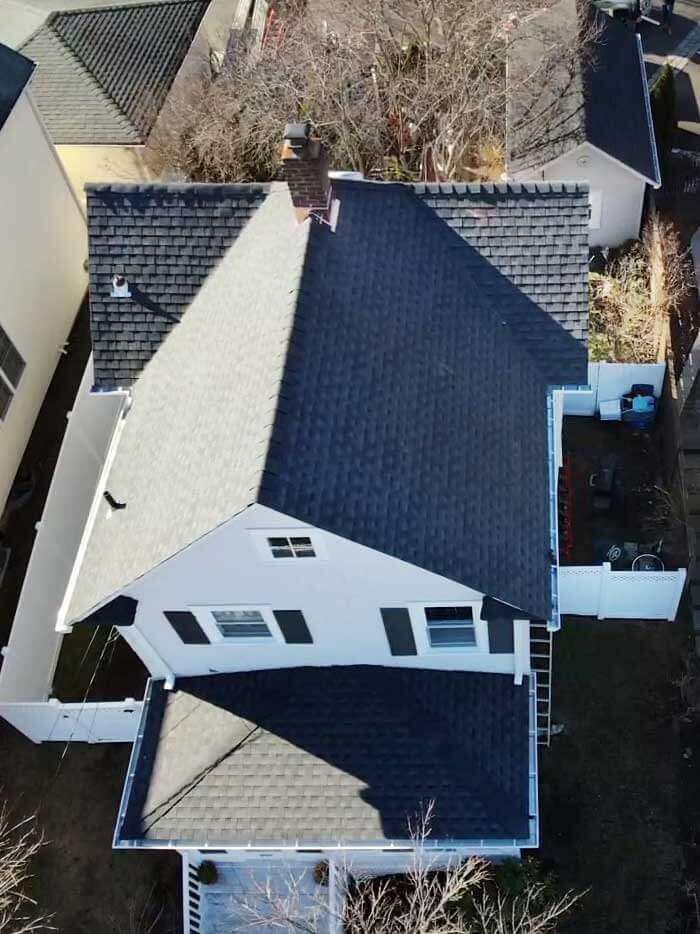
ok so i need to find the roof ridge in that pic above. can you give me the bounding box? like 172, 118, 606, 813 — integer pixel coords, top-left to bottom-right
47, 0, 203, 18
43, 13, 137, 133
409, 180, 590, 196
85, 182, 272, 195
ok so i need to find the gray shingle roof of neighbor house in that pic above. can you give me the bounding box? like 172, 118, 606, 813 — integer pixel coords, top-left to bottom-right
19, 0, 209, 144
0, 42, 35, 132
68, 178, 588, 626
118, 667, 533, 845
508, 0, 660, 185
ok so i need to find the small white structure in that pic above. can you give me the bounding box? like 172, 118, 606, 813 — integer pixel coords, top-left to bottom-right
0, 42, 86, 515
507, 0, 660, 247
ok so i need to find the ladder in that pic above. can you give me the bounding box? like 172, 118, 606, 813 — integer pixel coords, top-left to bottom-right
530, 621, 553, 745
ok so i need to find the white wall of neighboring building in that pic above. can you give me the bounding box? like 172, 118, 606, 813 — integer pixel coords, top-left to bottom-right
0, 89, 86, 514
517, 142, 647, 248
56, 144, 152, 208
112, 504, 528, 680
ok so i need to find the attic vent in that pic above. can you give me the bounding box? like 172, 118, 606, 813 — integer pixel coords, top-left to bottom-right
111, 274, 131, 298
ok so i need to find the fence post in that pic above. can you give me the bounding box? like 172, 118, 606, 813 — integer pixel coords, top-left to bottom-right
668, 569, 687, 621
597, 562, 612, 620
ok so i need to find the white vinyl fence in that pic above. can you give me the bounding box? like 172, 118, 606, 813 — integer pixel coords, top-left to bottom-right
0, 357, 126, 704
0, 699, 142, 743
0, 358, 135, 744
563, 363, 666, 416
559, 564, 686, 620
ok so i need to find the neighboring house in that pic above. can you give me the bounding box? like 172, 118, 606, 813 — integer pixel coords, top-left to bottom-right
0, 42, 85, 516
18, 0, 238, 203
37, 125, 592, 892
507, 0, 660, 248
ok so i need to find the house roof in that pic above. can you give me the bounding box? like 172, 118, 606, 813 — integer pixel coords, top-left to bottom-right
0, 42, 35, 132
118, 667, 533, 845
68, 179, 588, 625
508, 0, 659, 184
20, 0, 208, 144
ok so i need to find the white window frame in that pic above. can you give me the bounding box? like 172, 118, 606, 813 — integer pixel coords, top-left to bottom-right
250, 528, 328, 562
407, 600, 484, 654
190, 604, 284, 645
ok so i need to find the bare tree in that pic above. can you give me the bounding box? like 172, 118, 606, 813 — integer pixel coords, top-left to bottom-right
590, 214, 693, 364
224, 805, 583, 933
0, 803, 52, 934
148, 0, 598, 183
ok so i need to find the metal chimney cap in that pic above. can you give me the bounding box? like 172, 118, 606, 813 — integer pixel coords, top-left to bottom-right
284, 121, 310, 143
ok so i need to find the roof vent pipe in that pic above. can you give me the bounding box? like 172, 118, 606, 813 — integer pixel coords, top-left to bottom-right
111, 274, 131, 298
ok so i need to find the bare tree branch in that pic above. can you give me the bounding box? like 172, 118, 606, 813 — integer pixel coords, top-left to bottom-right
147, 0, 598, 182
0, 802, 53, 934
225, 804, 583, 933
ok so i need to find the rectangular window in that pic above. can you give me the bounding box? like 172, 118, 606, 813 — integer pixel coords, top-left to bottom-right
267, 535, 316, 559
425, 606, 476, 648
0, 325, 24, 420
211, 608, 272, 639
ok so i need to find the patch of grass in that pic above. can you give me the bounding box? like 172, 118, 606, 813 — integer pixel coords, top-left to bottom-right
539, 618, 688, 934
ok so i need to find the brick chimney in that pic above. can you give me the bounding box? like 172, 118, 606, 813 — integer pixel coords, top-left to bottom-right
281, 122, 331, 223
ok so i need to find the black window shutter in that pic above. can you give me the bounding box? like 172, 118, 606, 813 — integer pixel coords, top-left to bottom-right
164, 611, 210, 644
488, 617, 514, 653
380, 608, 417, 656
273, 610, 313, 644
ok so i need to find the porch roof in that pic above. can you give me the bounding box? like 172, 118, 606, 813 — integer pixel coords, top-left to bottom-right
118, 666, 533, 847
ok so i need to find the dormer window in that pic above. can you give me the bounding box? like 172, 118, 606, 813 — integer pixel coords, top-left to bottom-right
267, 536, 316, 559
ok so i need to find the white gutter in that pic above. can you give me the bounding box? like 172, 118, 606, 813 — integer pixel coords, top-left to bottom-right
637, 33, 662, 188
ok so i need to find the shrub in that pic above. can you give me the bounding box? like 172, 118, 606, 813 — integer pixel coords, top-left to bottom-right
652, 64, 677, 165
197, 860, 218, 885
313, 860, 329, 886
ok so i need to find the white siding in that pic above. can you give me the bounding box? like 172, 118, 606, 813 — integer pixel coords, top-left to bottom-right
0, 89, 86, 512
519, 143, 647, 248
118, 504, 522, 679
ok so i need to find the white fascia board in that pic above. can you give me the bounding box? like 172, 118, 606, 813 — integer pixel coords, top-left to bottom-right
636, 32, 662, 188
535, 137, 659, 188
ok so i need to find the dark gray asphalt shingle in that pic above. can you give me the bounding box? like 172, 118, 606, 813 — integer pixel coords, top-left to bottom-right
0, 42, 34, 132
20, 0, 209, 144
413, 181, 590, 351
120, 667, 532, 845
86, 183, 270, 387
509, 0, 659, 184
71, 179, 588, 624
257, 180, 587, 619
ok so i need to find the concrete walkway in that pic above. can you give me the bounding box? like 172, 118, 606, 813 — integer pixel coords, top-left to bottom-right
642, 1, 700, 150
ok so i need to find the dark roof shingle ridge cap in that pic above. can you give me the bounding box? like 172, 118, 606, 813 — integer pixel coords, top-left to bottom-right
85, 181, 273, 195
45, 0, 203, 20
407, 180, 590, 196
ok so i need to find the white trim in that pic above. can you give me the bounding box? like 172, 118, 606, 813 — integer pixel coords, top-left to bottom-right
536, 139, 659, 187
189, 603, 284, 645
56, 383, 130, 630
406, 600, 484, 655
637, 32, 662, 187
249, 527, 328, 562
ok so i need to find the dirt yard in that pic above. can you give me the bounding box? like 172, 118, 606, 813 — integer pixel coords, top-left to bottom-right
0, 304, 179, 932
539, 615, 692, 934
0, 718, 181, 933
